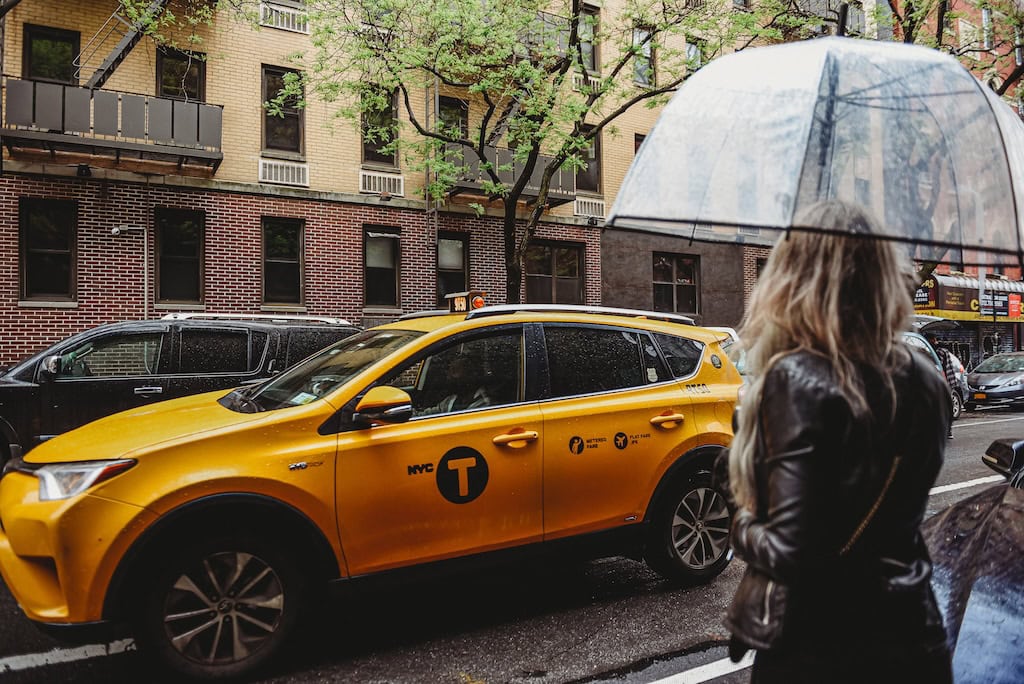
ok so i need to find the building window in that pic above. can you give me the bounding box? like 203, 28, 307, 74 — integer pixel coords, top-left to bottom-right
365, 227, 400, 307
157, 48, 206, 101
19, 198, 76, 301
653, 253, 699, 314
633, 27, 654, 87
580, 6, 599, 74
362, 89, 398, 167
525, 241, 583, 304
438, 96, 468, 138
437, 232, 469, 306
24, 24, 79, 84
263, 65, 304, 153
634, 133, 646, 155
982, 8, 993, 50
686, 38, 706, 71
156, 208, 204, 303
576, 125, 601, 194
756, 257, 768, 279
263, 217, 303, 304
1015, 29, 1022, 66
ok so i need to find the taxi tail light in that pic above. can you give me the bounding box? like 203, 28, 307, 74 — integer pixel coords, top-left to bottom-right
34, 459, 137, 501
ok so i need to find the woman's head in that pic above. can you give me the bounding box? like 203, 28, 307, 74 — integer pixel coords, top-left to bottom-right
729, 200, 914, 509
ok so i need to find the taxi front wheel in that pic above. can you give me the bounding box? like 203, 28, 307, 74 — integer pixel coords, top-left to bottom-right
644, 471, 733, 583
132, 534, 306, 680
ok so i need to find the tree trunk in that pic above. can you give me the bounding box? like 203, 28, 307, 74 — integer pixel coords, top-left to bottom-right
503, 202, 523, 304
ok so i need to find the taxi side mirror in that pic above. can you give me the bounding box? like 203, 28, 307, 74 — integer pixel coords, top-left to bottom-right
353, 386, 414, 427
982, 438, 1024, 479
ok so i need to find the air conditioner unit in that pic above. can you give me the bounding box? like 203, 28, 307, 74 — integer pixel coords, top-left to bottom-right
360, 169, 405, 197
260, 2, 310, 33
574, 197, 606, 219
259, 158, 309, 187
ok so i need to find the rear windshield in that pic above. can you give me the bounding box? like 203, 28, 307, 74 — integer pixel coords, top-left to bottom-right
235, 329, 424, 412
975, 355, 1024, 373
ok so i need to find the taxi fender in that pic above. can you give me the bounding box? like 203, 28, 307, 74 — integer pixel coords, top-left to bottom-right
643, 443, 728, 523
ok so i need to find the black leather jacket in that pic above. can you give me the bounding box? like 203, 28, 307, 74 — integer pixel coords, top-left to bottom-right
725, 348, 950, 651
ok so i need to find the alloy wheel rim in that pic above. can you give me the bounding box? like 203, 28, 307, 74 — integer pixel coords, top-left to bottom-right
162, 551, 285, 665
671, 487, 730, 569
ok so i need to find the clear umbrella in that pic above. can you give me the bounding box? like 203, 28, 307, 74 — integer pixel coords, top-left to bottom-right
607, 37, 1024, 267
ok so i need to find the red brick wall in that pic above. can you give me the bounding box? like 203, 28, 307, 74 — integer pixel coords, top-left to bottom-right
0, 175, 601, 366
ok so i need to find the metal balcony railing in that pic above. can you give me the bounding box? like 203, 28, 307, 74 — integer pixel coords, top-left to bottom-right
443, 142, 576, 206
2, 78, 223, 172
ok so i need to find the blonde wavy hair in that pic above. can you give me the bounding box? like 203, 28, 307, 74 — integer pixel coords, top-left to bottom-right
728, 200, 915, 511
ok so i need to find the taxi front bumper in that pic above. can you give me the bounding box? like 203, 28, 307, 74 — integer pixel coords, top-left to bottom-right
0, 471, 155, 627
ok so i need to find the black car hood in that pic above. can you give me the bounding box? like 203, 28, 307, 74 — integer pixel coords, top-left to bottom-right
923, 484, 1024, 684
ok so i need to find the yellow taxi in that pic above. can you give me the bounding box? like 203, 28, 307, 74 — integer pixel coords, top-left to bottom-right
0, 300, 740, 680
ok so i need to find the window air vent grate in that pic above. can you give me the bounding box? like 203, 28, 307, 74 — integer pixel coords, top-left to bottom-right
259, 158, 309, 187
574, 197, 606, 218
360, 169, 405, 197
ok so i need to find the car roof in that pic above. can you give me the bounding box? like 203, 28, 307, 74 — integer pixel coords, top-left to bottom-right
373, 307, 726, 343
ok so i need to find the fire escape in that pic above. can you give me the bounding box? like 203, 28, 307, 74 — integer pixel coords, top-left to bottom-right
2, 0, 222, 175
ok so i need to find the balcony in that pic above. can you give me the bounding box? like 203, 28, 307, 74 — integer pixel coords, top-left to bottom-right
2, 78, 223, 175
444, 143, 575, 207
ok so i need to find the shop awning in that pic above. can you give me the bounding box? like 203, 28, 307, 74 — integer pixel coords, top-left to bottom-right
915, 274, 1024, 322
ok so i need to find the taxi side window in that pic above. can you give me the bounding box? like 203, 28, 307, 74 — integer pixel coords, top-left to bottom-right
380, 330, 523, 417
543, 326, 652, 398
653, 333, 704, 379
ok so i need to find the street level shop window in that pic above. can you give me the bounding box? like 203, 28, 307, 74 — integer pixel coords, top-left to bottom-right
263, 217, 304, 305
262, 65, 304, 154
653, 253, 700, 314
437, 232, 469, 306
19, 198, 77, 301
525, 241, 583, 304
24, 24, 79, 84
156, 208, 204, 304
364, 227, 400, 307
157, 48, 206, 101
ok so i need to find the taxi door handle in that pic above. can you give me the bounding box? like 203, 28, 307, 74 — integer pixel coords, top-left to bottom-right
650, 412, 685, 428
492, 429, 539, 448
134, 386, 164, 395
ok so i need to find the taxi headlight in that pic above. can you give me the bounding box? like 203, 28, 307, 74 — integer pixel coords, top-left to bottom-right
32, 460, 136, 501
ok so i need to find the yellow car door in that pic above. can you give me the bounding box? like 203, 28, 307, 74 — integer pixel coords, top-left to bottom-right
538, 324, 697, 539
334, 326, 543, 576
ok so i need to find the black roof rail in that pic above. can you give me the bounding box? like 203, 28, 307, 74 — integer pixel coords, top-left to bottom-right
161, 312, 354, 326
464, 304, 695, 325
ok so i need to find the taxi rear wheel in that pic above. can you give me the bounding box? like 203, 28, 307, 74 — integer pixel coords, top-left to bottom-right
133, 534, 305, 680
645, 471, 732, 583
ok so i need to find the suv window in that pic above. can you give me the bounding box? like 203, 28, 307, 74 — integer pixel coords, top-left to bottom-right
56, 332, 164, 378
654, 333, 704, 378
179, 330, 262, 374
381, 330, 523, 418
286, 329, 354, 367
544, 326, 664, 398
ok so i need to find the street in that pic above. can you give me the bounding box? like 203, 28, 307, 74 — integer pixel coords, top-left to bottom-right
0, 409, 1015, 684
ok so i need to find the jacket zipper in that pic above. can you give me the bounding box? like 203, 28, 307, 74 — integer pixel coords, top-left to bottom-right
761, 580, 775, 625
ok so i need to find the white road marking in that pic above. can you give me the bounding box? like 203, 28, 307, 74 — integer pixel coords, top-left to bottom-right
956, 415, 1024, 428
650, 651, 755, 683
0, 639, 133, 672
929, 475, 1004, 495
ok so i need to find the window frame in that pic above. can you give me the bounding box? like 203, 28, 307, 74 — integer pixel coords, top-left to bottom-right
363, 225, 401, 308
652, 252, 701, 315
156, 47, 207, 101
362, 89, 399, 168
438, 96, 469, 139
23, 24, 80, 85
19, 197, 77, 302
633, 26, 655, 87
575, 125, 601, 195
579, 5, 600, 75
155, 207, 205, 304
262, 64, 305, 155
262, 216, 305, 305
437, 231, 469, 307
524, 240, 585, 305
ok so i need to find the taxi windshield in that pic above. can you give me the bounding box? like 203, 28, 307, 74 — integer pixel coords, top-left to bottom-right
226, 329, 424, 412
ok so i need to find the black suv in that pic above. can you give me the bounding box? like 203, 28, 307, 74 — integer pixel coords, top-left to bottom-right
0, 314, 359, 463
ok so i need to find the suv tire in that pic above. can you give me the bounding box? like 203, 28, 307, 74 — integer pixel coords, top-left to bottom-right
644, 470, 732, 583
133, 532, 306, 680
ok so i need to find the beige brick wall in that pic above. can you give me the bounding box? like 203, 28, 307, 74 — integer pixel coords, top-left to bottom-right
4, 0, 678, 211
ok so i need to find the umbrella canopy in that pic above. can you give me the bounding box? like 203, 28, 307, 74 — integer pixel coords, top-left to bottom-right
608, 37, 1024, 267
923, 483, 1024, 683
